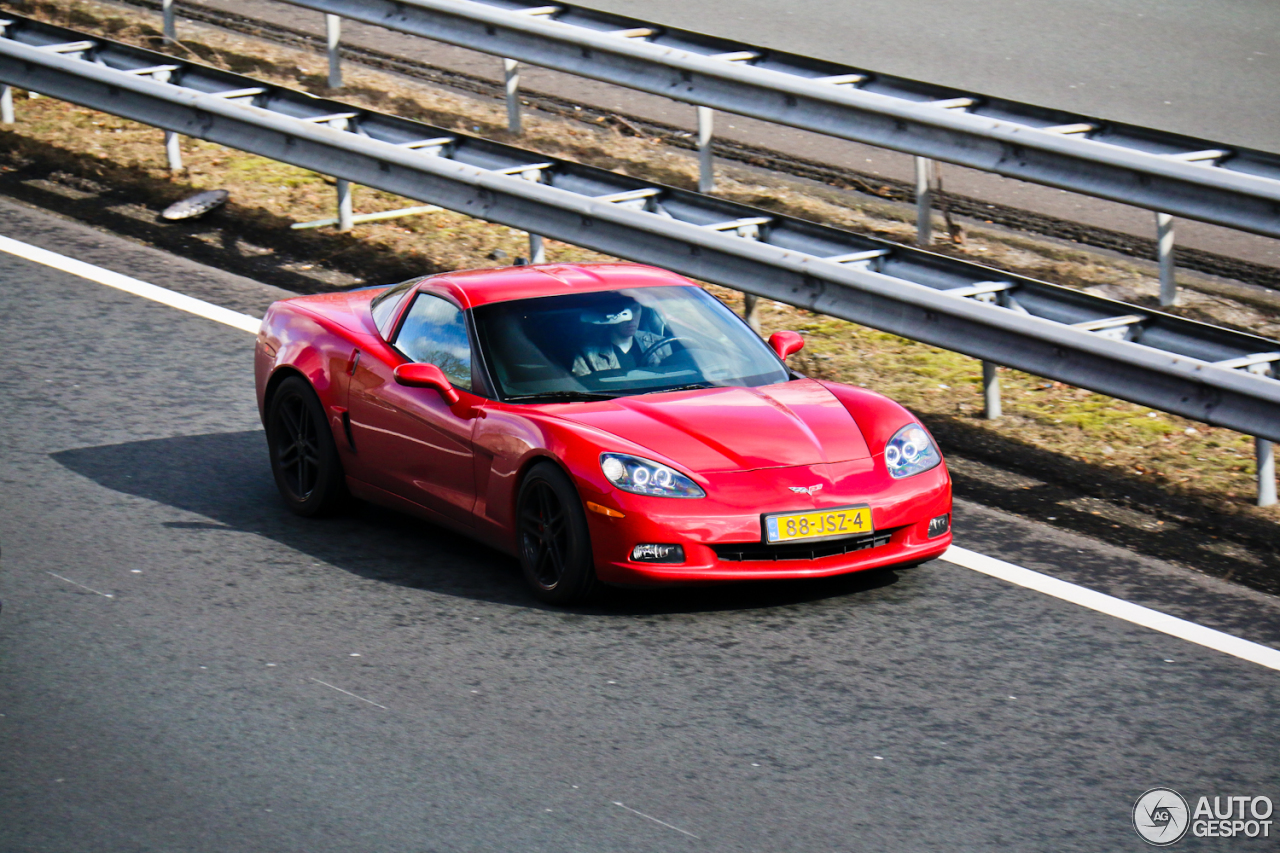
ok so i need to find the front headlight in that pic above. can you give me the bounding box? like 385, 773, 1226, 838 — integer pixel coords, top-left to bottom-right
600, 452, 705, 498
884, 423, 941, 479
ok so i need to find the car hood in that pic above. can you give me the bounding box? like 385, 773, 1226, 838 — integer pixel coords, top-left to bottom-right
555, 379, 870, 473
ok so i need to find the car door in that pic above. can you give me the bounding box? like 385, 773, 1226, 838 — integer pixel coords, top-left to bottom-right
347, 290, 480, 525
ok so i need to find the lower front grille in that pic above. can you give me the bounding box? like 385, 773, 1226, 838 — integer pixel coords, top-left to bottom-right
711, 529, 896, 562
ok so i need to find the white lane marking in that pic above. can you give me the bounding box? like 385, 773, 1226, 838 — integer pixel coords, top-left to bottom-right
309, 677, 389, 710
942, 545, 1280, 673
47, 572, 114, 598
0, 234, 261, 334
612, 802, 699, 839
6, 233, 1277, 675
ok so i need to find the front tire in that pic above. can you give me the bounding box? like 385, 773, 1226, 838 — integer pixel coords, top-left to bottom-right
266, 375, 348, 517
516, 462, 598, 605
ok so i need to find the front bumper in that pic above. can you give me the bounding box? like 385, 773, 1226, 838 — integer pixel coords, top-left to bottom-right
583, 458, 952, 585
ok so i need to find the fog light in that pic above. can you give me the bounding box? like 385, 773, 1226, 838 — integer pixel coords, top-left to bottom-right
631, 543, 685, 563
927, 514, 951, 538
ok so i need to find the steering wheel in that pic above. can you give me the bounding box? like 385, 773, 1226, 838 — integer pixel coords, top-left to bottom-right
638, 335, 705, 366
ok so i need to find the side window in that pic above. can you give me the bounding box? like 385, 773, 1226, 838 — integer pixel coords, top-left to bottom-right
394, 293, 473, 390
371, 280, 416, 339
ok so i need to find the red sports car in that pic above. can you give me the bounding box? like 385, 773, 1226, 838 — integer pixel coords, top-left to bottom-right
255, 263, 952, 604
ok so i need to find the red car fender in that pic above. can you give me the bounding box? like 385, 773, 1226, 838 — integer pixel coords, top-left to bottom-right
474, 407, 709, 553
819, 381, 952, 520
471, 410, 550, 550
254, 305, 283, 423
256, 302, 373, 437
471, 415, 609, 556
818, 381, 931, 457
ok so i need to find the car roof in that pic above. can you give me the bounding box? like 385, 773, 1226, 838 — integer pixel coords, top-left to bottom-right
422, 263, 696, 309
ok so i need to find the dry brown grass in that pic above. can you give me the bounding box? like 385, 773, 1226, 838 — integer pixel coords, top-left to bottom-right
740, 297, 1268, 509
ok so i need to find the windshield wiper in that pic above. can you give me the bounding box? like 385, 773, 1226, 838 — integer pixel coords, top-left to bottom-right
504, 390, 621, 403
643, 382, 717, 394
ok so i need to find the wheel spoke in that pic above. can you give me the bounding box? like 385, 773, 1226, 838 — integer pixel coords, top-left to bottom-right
544, 534, 565, 577
278, 442, 300, 467
534, 540, 552, 572
531, 532, 555, 581
519, 478, 582, 590
297, 456, 311, 496
267, 383, 343, 510
543, 507, 565, 532
279, 403, 301, 438
540, 488, 564, 526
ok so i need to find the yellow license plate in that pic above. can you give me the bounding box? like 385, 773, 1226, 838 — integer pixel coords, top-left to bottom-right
765, 506, 873, 543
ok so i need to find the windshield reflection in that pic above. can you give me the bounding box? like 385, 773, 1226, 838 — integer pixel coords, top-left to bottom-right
473, 286, 790, 402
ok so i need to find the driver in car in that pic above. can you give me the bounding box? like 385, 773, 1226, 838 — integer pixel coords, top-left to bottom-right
571, 297, 671, 376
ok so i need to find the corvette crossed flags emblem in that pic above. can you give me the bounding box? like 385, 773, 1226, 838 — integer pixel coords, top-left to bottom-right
788, 485, 824, 495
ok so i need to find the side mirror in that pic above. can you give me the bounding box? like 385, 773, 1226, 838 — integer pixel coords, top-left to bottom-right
769, 330, 805, 360
393, 363, 461, 404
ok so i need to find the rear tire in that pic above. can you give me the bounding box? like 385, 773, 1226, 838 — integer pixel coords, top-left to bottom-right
266, 375, 348, 517
516, 462, 599, 605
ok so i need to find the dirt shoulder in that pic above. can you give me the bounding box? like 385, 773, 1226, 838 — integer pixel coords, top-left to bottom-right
2, 0, 1278, 594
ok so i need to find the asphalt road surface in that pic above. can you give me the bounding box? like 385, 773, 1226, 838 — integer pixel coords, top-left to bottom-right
1, 198, 1279, 851
161, 0, 1280, 267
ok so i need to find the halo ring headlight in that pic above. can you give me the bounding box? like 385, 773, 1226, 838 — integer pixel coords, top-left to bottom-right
600, 453, 704, 498
885, 424, 941, 479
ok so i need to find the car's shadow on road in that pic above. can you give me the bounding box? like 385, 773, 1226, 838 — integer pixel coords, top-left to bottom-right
52, 430, 909, 615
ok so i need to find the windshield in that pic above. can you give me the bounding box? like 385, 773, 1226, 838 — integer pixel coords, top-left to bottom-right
472, 286, 790, 401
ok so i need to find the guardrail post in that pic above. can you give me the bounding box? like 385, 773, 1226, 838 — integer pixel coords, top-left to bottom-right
514, 170, 544, 257
1245, 361, 1277, 506
325, 14, 342, 89
982, 361, 1001, 419
742, 293, 761, 334
0, 86, 13, 124
1259, 438, 1277, 507
528, 233, 545, 264
1156, 212, 1177, 306
336, 178, 353, 231
162, 0, 176, 45
970, 293, 1003, 418
164, 130, 182, 171
915, 157, 934, 246
503, 58, 521, 134
697, 106, 715, 194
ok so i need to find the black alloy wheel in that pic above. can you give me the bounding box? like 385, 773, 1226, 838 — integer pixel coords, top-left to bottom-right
516, 462, 598, 605
276, 394, 320, 499
266, 375, 348, 517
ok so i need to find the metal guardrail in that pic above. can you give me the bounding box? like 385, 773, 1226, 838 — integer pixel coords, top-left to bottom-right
0, 15, 1276, 502
258, 0, 1280, 243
